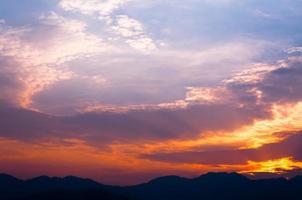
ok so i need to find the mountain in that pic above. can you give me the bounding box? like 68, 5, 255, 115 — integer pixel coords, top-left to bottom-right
0, 174, 23, 186
1, 172, 302, 200
0, 174, 25, 199
118, 172, 256, 200
25, 175, 103, 191
118, 172, 302, 200
20, 189, 130, 200
0, 174, 123, 200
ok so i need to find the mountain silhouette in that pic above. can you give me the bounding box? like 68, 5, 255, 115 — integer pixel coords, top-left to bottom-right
0, 174, 23, 186
25, 175, 103, 191
0, 174, 121, 200
1, 172, 302, 200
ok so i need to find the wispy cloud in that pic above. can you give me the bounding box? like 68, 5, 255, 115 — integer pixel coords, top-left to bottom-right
0, 11, 110, 108
59, 0, 156, 52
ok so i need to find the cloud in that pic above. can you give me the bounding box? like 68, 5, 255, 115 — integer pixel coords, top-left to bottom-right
59, 0, 157, 52
59, 0, 129, 16
137, 57, 302, 166
0, 12, 104, 67
0, 102, 266, 143
1, 56, 302, 145
112, 15, 156, 51
30, 39, 267, 115
257, 58, 302, 103
141, 132, 302, 165
0, 12, 109, 108
0, 57, 24, 105
222, 57, 302, 108
1, 0, 283, 114
286, 47, 302, 54
2, 0, 271, 115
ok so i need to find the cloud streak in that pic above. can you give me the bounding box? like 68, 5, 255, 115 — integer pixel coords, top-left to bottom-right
141, 132, 302, 165
59, 0, 156, 52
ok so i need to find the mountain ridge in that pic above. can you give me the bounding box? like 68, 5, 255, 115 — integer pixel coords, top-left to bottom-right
1, 172, 302, 200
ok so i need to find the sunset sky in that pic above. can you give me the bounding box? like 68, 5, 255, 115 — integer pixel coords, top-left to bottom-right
1, 0, 302, 185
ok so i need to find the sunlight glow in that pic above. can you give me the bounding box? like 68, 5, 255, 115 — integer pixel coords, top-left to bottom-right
243, 157, 302, 174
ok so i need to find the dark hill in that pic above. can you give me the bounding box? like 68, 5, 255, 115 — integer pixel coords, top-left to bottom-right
1, 172, 302, 200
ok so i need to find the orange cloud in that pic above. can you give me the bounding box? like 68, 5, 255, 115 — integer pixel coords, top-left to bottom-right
243, 157, 302, 174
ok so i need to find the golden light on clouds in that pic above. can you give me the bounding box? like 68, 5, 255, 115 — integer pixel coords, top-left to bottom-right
234, 102, 302, 148
243, 157, 302, 174
1, 101, 302, 184
132, 102, 302, 155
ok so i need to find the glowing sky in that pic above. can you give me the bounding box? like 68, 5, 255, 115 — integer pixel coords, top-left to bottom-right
1, 0, 302, 185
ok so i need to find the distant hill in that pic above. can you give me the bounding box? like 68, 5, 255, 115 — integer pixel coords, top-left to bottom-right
1, 172, 302, 200
0, 174, 123, 200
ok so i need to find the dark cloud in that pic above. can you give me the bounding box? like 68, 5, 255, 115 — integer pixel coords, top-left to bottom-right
0, 104, 60, 141
259, 60, 302, 103
227, 59, 302, 105
69, 103, 268, 142
0, 101, 269, 144
141, 132, 302, 165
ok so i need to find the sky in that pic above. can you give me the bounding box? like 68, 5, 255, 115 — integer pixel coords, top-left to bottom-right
0, 0, 302, 185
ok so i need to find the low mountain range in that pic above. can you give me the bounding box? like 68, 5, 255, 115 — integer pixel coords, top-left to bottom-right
1, 172, 302, 200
